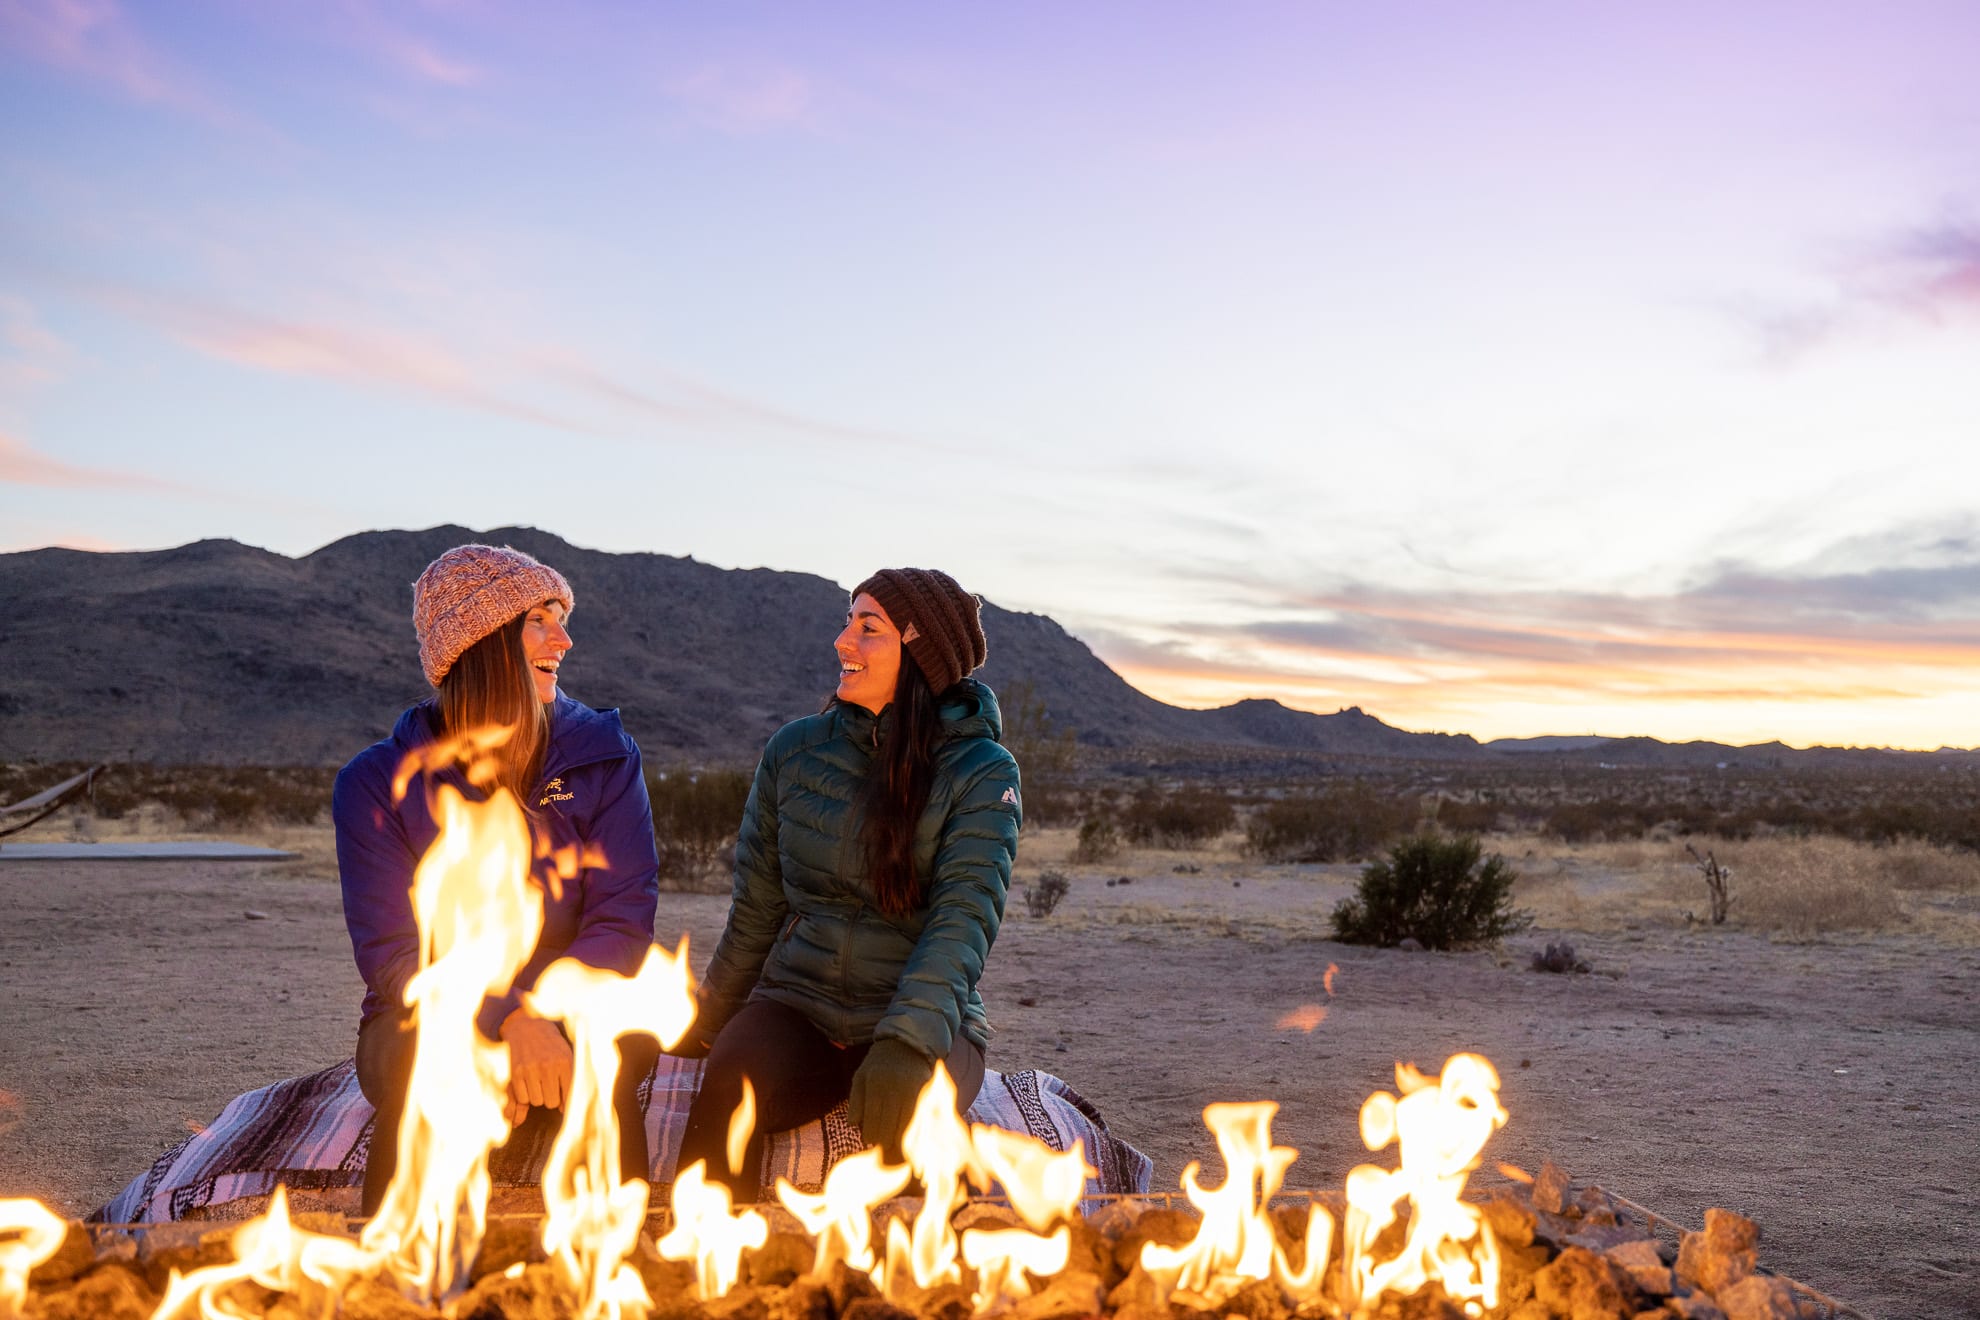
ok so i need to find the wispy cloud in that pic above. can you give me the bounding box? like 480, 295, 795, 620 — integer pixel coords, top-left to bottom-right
332, 0, 483, 87
1745, 216, 1980, 362
0, 295, 74, 392
88, 284, 602, 435
0, 0, 239, 124
664, 60, 821, 134
0, 518, 121, 552
75, 276, 954, 457
544, 356, 966, 457
1081, 524, 1980, 742
0, 428, 185, 491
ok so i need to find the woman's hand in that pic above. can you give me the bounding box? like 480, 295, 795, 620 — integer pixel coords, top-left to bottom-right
661, 1028, 714, 1059
501, 1008, 575, 1114
847, 1039, 935, 1159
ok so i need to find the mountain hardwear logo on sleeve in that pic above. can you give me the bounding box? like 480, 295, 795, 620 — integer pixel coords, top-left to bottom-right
1000, 787, 1019, 807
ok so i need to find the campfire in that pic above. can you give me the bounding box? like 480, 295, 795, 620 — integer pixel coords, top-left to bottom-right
1, 749, 1860, 1320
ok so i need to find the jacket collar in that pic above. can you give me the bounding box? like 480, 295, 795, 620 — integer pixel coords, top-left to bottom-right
391, 694, 629, 781
828, 678, 1005, 746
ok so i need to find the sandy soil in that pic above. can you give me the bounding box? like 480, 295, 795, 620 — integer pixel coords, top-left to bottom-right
1, 825, 1975, 1319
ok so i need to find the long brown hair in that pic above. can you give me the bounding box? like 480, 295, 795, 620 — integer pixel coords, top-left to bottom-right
437, 614, 549, 804
858, 650, 945, 918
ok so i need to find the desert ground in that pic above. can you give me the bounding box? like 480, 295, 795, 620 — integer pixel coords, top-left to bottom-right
2, 816, 1976, 1320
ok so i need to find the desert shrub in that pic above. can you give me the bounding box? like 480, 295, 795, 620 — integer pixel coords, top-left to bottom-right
1543, 798, 1655, 843
1429, 797, 1502, 835
1024, 869, 1072, 918
1120, 785, 1235, 848
1246, 785, 1420, 863
1071, 815, 1121, 864
1714, 836, 1904, 937
648, 767, 752, 890
1331, 833, 1531, 949
1877, 839, 1980, 892
13, 764, 336, 828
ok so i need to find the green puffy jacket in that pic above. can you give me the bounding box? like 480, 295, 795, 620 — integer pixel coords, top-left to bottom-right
696, 679, 1022, 1063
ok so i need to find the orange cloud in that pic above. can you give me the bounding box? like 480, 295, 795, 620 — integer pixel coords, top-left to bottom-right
1087, 549, 1980, 747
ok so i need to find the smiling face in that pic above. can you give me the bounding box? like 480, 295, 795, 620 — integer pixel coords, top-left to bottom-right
521, 600, 573, 703
835, 592, 903, 714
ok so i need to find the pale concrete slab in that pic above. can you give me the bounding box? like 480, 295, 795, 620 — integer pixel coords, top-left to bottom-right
0, 841, 296, 861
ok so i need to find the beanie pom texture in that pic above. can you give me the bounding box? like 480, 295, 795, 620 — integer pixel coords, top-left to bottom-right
413, 544, 574, 687
851, 567, 987, 696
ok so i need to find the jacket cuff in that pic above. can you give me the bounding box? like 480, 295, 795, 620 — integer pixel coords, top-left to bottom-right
478, 990, 522, 1041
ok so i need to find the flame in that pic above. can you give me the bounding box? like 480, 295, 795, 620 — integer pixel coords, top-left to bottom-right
725, 1079, 757, 1179
0, 1198, 65, 1319
1341, 1054, 1508, 1314
776, 1149, 910, 1280
1276, 1005, 1328, 1032
956, 1128, 1088, 1306
360, 778, 543, 1301
655, 1163, 768, 1299
962, 1225, 1070, 1304
1324, 963, 1339, 995
968, 1127, 1090, 1232
882, 1063, 979, 1298
527, 938, 700, 1320
151, 1186, 376, 1320
874, 1065, 1094, 1308
1139, 1101, 1331, 1307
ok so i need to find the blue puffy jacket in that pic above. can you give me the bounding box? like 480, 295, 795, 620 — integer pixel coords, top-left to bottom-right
333, 694, 659, 1040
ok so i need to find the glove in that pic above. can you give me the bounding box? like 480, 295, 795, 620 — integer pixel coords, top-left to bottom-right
660, 1029, 712, 1059
847, 1039, 935, 1158
664, 989, 724, 1058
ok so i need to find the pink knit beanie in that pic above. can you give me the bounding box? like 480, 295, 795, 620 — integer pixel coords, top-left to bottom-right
412, 544, 574, 687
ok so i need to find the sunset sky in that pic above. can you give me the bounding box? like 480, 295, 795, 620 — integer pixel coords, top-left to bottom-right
4, 2, 1979, 748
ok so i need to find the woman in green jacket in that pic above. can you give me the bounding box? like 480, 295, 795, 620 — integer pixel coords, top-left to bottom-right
675, 568, 1022, 1197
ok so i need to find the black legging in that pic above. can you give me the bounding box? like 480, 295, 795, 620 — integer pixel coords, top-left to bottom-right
676, 998, 985, 1201
355, 1005, 658, 1216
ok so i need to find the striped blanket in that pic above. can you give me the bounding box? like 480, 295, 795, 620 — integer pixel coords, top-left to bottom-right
94, 1056, 1152, 1223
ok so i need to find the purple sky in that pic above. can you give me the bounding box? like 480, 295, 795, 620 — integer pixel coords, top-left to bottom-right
4, 2, 1980, 746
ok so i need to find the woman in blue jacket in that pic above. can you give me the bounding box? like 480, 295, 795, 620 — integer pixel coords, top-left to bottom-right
675, 567, 1021, 1198
333, 543, 660, 1214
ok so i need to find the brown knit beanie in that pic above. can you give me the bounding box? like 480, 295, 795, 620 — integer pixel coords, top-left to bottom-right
412, 544, 574, 687
852, 567, 987, 696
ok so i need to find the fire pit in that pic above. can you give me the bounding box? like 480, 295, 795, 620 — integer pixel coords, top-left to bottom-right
13, 1156, 1867, 1320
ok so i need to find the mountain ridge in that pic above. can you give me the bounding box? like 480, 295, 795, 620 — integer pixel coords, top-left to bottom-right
0, 527, 1961, 769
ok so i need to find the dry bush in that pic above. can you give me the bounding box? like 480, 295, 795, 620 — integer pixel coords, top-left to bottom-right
647, 767, 751, 892
1023, 869, 1072, 918
1119, 785, 1236, 848
1071, 815, 1121, 864
1876, 838, 1980, 892
1718, 836, 1902, 938
1245, 785, 1419, 863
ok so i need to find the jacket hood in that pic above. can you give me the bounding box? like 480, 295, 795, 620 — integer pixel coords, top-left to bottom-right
389, 694, 634, 775
936, 678, 1003, 743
